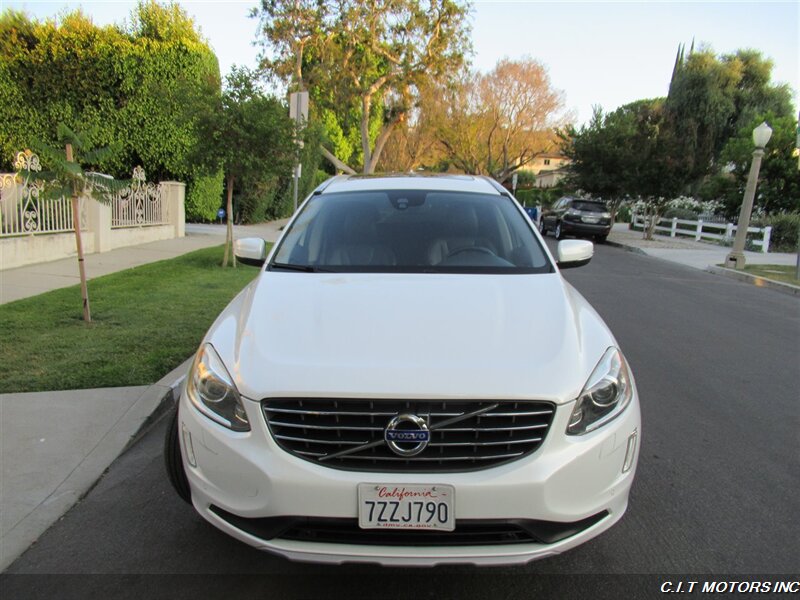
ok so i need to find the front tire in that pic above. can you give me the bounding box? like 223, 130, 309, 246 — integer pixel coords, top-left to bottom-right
539, 219, 547, 236
595, 234, 608, 244
164, 404, 191, 504
555, 221, 564, 240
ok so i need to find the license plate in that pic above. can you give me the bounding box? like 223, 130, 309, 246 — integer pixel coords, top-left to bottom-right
582, 216, 600, 223
357, 484, 455, 531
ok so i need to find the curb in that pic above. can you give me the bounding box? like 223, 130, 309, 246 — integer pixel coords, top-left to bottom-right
121, 358, 191, 452
0, 358, 191, 572
706, 266, 800, 298
604, 239, 648, 256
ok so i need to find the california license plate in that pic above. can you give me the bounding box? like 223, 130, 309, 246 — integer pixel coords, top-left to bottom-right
582, 216, 600, 223
357, 484, 455, 531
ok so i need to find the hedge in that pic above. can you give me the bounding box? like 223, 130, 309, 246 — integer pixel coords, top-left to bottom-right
0, 5, 221, 220
186, 168, 224, 221
755, 213, 800, 252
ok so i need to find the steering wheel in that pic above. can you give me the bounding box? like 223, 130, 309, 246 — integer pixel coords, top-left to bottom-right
446, 246, 496, 258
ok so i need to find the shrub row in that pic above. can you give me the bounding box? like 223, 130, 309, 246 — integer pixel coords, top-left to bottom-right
755, 212, 800, 252
0, 6, 221, 220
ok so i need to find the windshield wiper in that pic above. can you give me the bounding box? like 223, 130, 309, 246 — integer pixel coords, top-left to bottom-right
270, 262, 331, 273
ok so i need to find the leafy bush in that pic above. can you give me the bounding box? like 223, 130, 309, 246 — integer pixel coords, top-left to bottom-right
515, 186, 565, 208
186, 168, 223, 221
754, 213, 800, 252
514, 189, 536, 206
616, 204, 632, 223
237, 175, 280, 223
0, 5, 220, 199
513, 169, 537, 188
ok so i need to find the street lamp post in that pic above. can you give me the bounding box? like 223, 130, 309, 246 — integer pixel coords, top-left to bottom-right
725, 122, 772, 270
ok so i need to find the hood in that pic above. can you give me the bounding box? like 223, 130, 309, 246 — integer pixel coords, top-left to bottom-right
207, 272, 615, 405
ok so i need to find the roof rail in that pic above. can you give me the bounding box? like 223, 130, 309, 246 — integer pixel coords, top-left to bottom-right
313, 174, 350, 194
480, 176, 511, 196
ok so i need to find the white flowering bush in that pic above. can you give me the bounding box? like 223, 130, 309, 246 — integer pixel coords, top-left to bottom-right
666, 196, 723, 215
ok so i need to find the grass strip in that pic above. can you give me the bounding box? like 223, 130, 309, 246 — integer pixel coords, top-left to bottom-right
1, 245, 264, 393
739, 264, 800, 286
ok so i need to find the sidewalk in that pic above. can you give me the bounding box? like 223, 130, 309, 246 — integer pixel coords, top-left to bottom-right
0, 219, 287, 571
0, 220, 288, 304
607, 223, 798, 270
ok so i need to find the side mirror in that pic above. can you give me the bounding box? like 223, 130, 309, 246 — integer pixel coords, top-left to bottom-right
557, 239, 593, 269
234, 237, 267, 267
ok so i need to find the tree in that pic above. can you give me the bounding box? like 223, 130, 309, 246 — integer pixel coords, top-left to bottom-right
427, 58, 565, 182
192, 67, 294, 267
377, 84, 444, 172
253, 0, 471, 174
561, 103, 640, 221
710, 113, 800, 216
16, 126, 124, 321
562, 99, 684, 239
665, 44, 793, 192
476, 58, 565, 181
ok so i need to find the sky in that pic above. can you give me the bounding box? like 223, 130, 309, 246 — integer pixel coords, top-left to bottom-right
3, 0, 798, 125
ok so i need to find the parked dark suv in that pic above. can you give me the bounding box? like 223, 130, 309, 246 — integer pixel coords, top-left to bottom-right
540, 197, 611, 243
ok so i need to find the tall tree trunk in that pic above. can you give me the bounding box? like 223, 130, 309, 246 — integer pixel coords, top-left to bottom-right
366, 112, 404, 174
66, 143, 91, 322
222, 173, 236, 268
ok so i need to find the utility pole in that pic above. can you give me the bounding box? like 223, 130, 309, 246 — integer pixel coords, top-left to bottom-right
289, 90, 309, 214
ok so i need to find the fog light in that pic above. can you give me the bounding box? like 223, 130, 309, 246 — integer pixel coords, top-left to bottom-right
622, 430, 637, 473
182, 423, 197, 467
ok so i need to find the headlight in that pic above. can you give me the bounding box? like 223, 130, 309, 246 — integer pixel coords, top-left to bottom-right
186, 343, 250, 432
567, 347, 633, 435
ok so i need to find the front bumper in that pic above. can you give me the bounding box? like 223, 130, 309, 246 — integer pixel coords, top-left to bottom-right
179, 390, 640, 566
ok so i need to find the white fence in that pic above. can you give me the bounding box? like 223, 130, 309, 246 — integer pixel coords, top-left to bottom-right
631, 212, 772, 253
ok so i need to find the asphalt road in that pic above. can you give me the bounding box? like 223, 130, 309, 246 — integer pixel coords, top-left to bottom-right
3, 242, 799, 599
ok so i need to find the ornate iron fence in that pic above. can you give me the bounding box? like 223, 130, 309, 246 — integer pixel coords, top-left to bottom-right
0, 156, 167, 237
0, 152, 75, 237
111, 166, 168, 228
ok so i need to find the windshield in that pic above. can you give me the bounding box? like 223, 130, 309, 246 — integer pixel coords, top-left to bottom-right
572, 201, 607, 213
271, 190, 552, 274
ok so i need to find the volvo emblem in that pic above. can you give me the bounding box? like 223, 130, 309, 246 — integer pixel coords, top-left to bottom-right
384, 414, 430, 457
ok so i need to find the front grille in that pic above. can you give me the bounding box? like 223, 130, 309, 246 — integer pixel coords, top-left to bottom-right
262, 399, 555, 472
209, 506, 609, 546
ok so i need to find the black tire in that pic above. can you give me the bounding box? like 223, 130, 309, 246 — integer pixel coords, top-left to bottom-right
555, 221, 564, 240
595, 234, 608, 244
164, 404, 192, 504
539, 219, 547, 236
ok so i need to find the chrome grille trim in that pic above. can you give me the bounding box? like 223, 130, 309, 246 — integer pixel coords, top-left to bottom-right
265, 407, 554, 418
262, 399, 556, 472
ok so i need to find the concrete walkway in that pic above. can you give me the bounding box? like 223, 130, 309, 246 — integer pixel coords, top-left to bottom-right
0, 220, 288, 304
0, 219, 287, 571
607, 223, 798, 270
0, 216, 795, 572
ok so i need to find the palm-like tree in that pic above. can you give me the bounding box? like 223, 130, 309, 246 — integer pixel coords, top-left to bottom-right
16, 125, 125, 322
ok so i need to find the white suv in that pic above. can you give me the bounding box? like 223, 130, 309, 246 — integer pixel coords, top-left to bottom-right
165, 174, 640, 566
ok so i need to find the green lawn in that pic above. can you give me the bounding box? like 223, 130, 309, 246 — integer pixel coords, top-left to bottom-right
1, 245, 265, 393
739, 264, 800, 286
